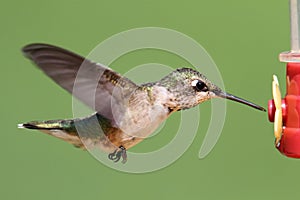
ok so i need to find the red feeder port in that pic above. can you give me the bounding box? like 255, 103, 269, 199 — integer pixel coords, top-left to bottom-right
268, 62, 300, 158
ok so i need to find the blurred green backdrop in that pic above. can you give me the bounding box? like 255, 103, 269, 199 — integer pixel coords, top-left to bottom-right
1, 0, 298, 199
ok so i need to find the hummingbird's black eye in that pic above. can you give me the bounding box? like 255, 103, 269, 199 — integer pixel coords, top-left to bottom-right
191, 80, 208, 92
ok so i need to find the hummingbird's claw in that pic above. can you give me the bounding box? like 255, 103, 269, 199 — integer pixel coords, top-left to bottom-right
114, 150, 122, 162
108, 149, 118, 160
120, 146, 127, 164
108, 146, 127, 164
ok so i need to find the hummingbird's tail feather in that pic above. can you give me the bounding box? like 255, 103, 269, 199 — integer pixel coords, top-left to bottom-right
18, 119, 85, 149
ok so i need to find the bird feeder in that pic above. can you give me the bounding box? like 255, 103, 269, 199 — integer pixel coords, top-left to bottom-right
268, 0, 300, 158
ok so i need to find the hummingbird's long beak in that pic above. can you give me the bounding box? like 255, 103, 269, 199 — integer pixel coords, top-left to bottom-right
215, 91, 266, 111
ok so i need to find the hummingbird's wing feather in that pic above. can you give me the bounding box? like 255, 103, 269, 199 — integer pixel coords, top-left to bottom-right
22, 43, 138, 125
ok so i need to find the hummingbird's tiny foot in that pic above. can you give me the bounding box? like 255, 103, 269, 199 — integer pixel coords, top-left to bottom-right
108, 146, 127, 163
120, 146, 127, 164
114, 150, 122, 162
108, 149, 117, 160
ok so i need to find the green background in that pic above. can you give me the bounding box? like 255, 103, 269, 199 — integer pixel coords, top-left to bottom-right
0, 0, 297, 199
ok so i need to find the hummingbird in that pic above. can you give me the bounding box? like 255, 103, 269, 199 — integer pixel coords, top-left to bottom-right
18, 43, 265, 163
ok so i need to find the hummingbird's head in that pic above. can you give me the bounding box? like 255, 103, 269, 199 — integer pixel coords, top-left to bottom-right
158, 68, 265, 111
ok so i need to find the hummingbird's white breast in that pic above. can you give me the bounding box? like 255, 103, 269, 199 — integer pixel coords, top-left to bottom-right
116, 85, 175, 141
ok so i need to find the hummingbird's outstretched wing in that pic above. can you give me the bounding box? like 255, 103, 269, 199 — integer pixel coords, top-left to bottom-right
22, 43, 138, 125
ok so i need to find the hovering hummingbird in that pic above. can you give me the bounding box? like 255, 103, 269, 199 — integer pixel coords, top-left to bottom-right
18, 43, 265, 163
